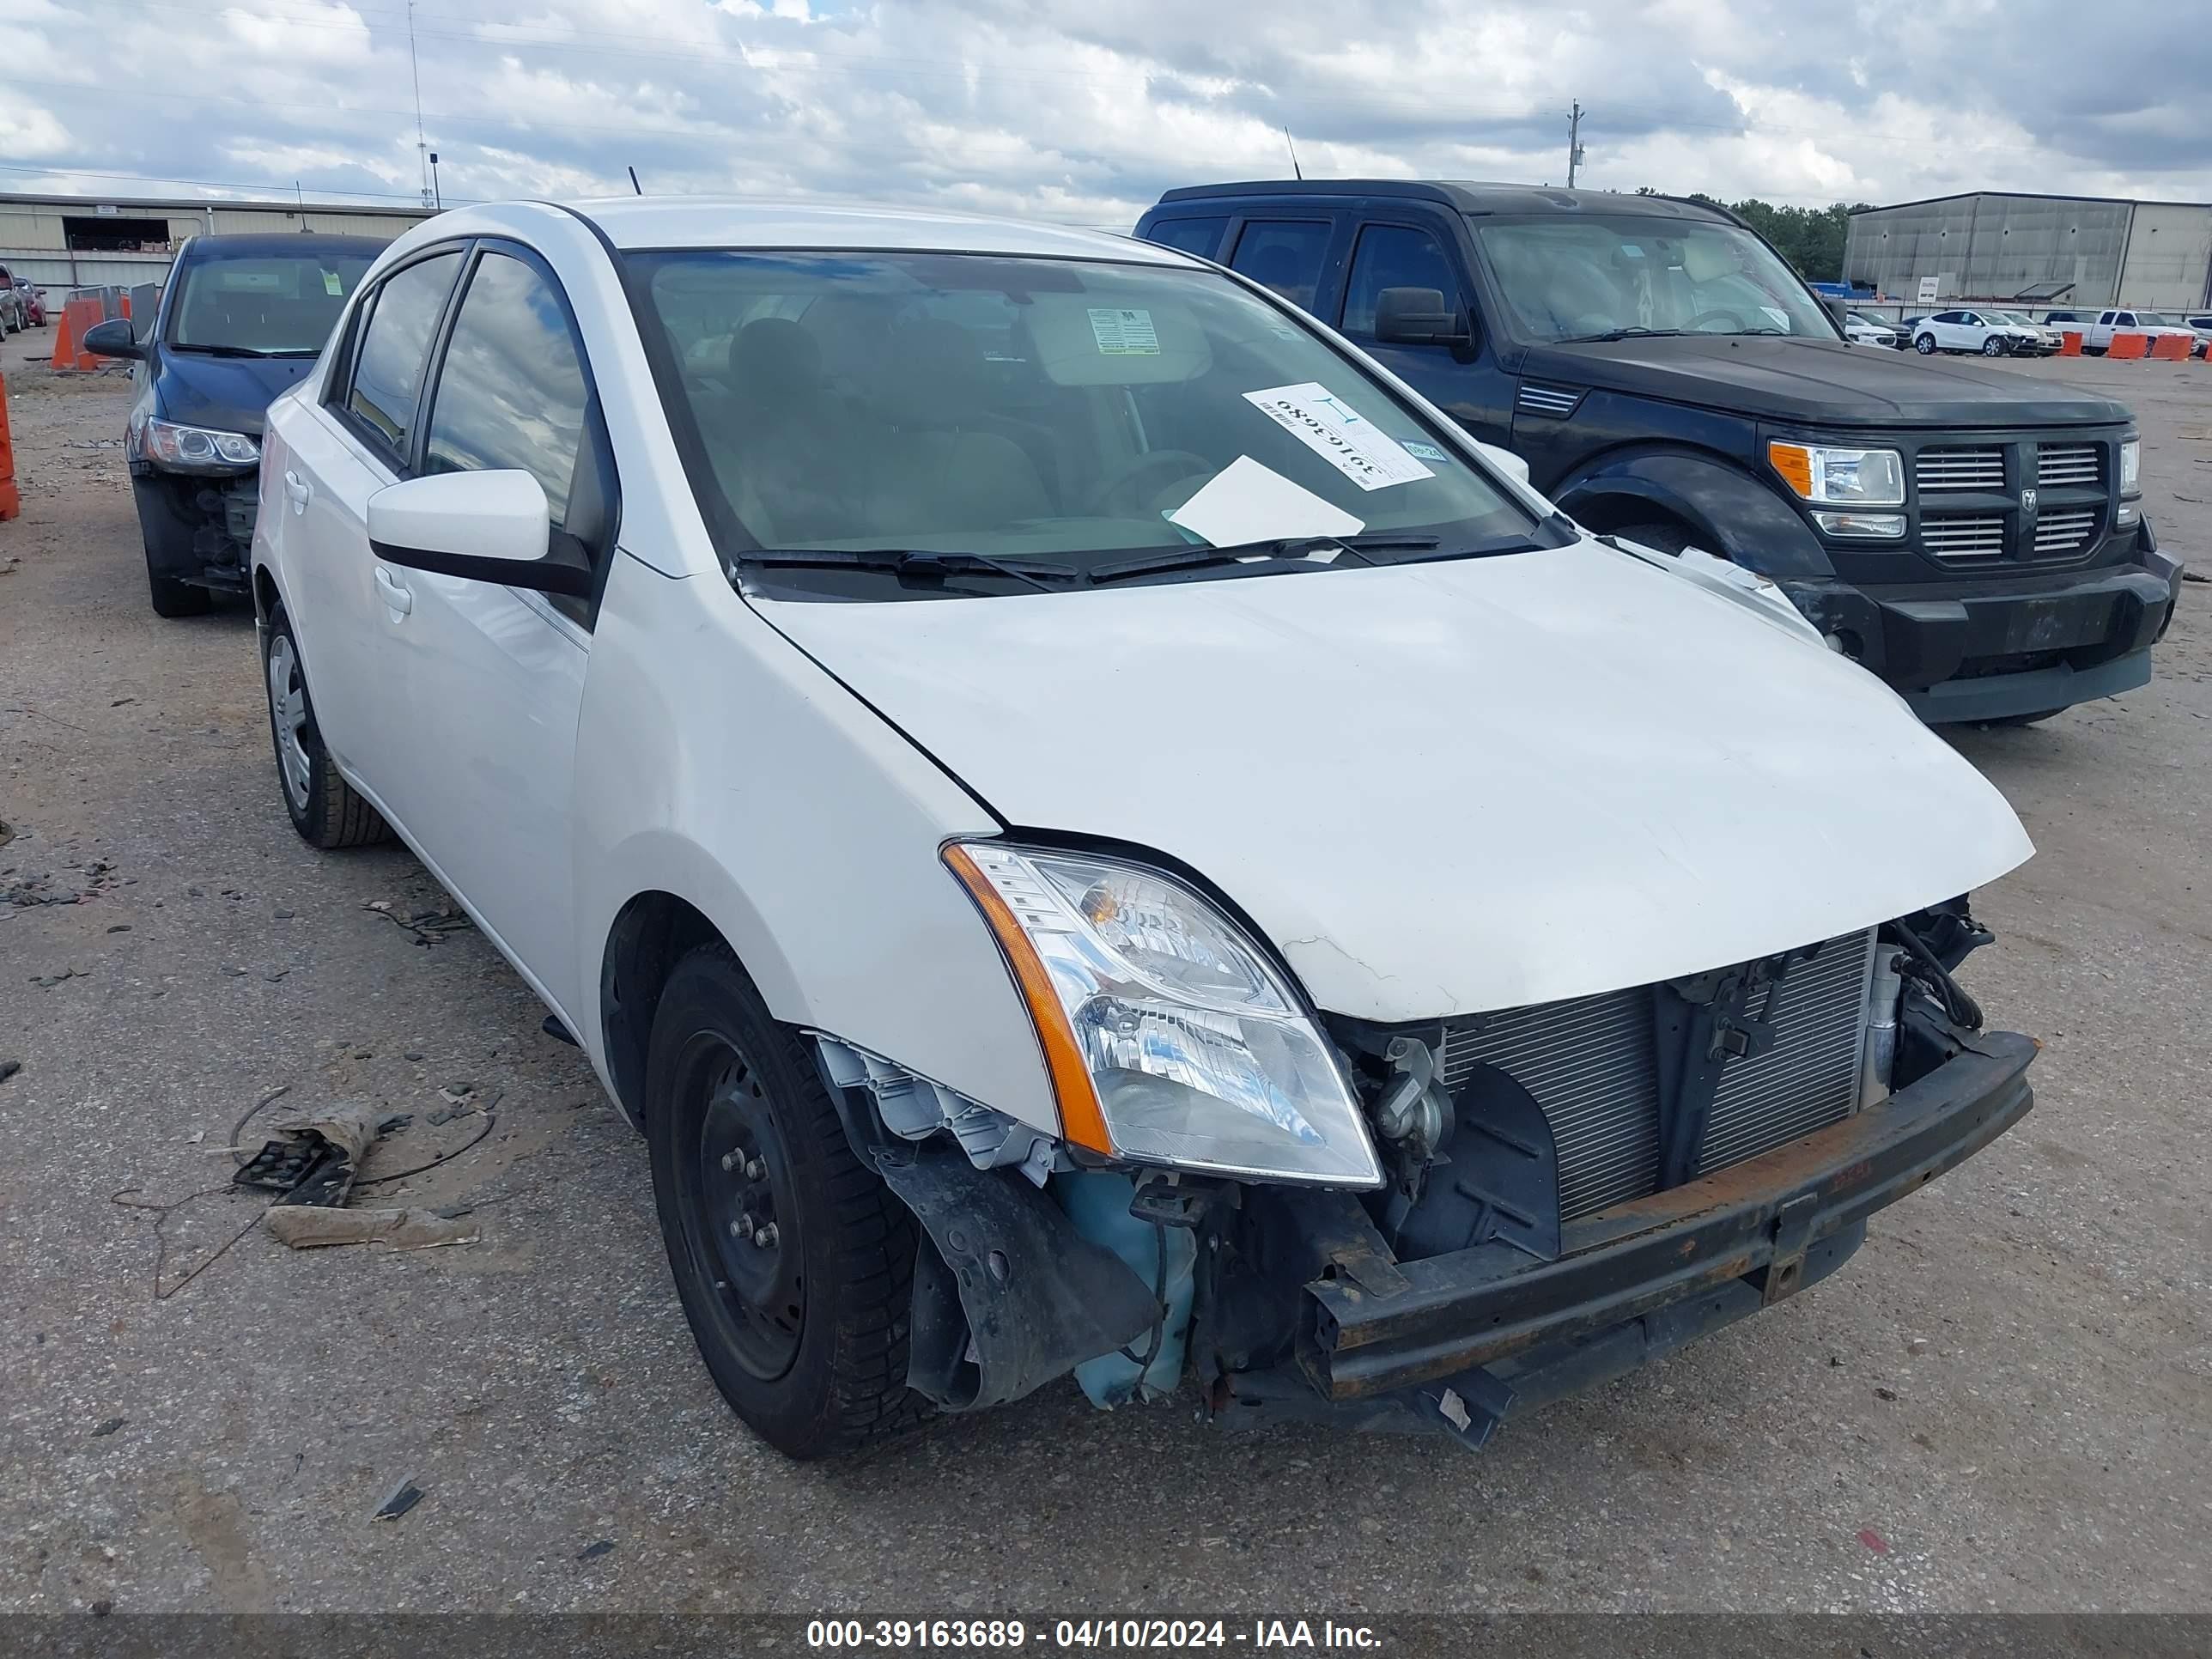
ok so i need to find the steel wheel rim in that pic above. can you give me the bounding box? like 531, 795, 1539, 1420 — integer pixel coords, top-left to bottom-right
682, 1034, 805, 1380
267, 634, 313, 811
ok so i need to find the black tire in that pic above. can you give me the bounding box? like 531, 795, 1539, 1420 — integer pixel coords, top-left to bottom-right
1978, 710, 2062, 728
1611, 520, 1693, 556
1982, 337, 2007, 356
645, 944, 928, 1459
1914, 332, 1936, 354
262, 605, 391, 848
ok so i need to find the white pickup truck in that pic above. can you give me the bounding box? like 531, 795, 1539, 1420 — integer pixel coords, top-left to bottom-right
2069, 308, 2205, 356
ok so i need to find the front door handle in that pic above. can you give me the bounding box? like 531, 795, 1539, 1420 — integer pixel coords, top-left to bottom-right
373, 564, 414, 617
283, 471, 312, 512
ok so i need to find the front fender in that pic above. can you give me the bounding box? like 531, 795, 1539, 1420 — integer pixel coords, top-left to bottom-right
1553, 447, 1837, 580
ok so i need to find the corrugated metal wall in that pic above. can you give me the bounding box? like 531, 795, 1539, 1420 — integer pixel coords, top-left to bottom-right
1845, 193, 2212, 309
0, 196, 430, 291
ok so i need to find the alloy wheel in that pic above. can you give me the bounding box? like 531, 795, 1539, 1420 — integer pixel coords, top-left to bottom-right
266, 634, 313, 811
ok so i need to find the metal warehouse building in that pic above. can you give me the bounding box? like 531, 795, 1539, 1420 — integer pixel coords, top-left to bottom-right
1844, 191, 2212, 312
0, 192, 433, 292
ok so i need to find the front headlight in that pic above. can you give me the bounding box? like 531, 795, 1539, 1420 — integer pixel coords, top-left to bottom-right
1768, 441, 1905, 507
136, 415, 259, 470
945, 842, 1382, 1187
2120, 436, 2141, 497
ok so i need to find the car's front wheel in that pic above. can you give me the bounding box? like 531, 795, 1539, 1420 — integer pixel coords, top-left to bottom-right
1981, 337, 2008, 356
262, 605, 391, 848
1915, 332, 1936, 354
645, 943, 929, 1460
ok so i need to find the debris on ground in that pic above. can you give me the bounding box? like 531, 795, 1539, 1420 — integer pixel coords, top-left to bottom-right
266, 1206, 480, 1250
373, 1480, 424, 1522
0, 1060, 20, 1085
577, 1540, 616, 1563
235, 1102, 385, 1209
363, 898, 475, 946
90, 1417, 125, 1437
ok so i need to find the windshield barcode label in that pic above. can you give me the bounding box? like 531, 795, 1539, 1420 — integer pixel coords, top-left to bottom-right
1242, 383, 1436, 491
1088, 307, 1161, 355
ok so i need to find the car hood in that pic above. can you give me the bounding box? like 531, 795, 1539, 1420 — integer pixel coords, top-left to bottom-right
758, 542, 2033, 1021
1525, 334, 2130, 427
153, 349, 318, 437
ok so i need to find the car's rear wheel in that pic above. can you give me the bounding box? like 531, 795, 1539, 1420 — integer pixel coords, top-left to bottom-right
1915, 332, 1936, 354
1981, 337, 2007, 356
262, 605, 391, 848
645, 944, 929, 1460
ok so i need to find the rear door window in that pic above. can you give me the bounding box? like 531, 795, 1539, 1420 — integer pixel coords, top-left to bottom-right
1228, 220, 1332, 311
1146, 216, 1228, 258
1340, 223, 1462, 337
343, 250, 465, 465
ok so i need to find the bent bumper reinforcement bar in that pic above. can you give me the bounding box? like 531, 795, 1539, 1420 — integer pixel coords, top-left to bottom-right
1294, 1030, 2037, 1402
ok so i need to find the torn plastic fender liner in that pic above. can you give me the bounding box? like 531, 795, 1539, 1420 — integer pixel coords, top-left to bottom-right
872, 1147, 1158, 1412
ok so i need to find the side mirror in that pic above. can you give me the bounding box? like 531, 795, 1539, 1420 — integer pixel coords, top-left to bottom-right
1472, 441, 1532, 486
82, 318, 144, 361
1820, 298, 1850, 335
366, 470, 590, 597
1374, 287, 1470, 347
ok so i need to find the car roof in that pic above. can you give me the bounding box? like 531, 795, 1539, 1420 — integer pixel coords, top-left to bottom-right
544, 197, 1193, 263
180, 232, 391, 258
1152, 179, 1735, 222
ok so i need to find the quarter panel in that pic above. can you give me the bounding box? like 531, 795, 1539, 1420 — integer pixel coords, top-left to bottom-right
572, 554, 1059, 1133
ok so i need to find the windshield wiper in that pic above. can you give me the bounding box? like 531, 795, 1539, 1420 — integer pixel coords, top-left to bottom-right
171, 343, 287, 358
731, 548, 1078, 592
1560, 326, 1686, 343
1085, 532, 1443, 586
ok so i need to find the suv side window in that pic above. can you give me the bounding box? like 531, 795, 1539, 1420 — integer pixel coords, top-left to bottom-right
1340, 223, 1462, 337
342, 250, 465, 465
422, 247, 614, 627
1146, 216, 1228, 258
1229, 220, 1331, 309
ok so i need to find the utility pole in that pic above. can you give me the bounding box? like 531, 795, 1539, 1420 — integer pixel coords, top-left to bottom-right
1566, 100, 1585, 189
408, 0, 432, 209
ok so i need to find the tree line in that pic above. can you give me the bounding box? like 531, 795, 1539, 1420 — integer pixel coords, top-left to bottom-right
1637, 189, 1872, 283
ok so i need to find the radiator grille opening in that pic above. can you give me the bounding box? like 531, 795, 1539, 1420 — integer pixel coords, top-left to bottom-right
1437, 930, 1877, 1220
2037, 444, 2100, 488
1917, 448, 2005, 492
1922, 514, 2007, 562
2032, 507, 2098, 558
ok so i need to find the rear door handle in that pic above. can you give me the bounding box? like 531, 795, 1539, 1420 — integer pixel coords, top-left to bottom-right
374, 564, 413, 617
282, 471, 312, 511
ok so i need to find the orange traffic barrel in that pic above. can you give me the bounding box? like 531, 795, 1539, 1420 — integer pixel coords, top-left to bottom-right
2109, 331, 2149, 360
49, 298, 104, 372
2151, 332, 2191, 361
0, 368, 19, 520
2059, 330, 2083, 356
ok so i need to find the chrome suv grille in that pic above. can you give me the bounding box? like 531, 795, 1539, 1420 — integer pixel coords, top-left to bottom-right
1917, 447, 2005, 492
1438, 929, 1877, 1220
1921, 514, 2007, 561
2033, 507, 2100, 558
2038, 444, 2100, 487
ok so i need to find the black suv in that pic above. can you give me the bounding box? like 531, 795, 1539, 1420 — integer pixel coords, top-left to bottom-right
1136, 183, 2184, 724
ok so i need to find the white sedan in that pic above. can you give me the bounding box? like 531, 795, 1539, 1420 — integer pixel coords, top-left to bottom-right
1842, 311, 1897, 347
1911, 309, 2043, 356
252, 198, 2036, 1458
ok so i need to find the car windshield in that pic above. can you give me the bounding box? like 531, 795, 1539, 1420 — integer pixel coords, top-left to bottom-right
636, 251, 1547, 595
2135, 312, 2172, 325
167, 246, 375, 356
1472, 216, 1835, 343
1849, 312, 1887, 327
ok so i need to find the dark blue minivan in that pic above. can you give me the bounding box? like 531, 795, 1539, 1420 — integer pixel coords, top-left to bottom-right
85, 232, 386, 616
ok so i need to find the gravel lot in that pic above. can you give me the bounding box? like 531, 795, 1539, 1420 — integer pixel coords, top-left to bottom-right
3, 343, 2208, 1617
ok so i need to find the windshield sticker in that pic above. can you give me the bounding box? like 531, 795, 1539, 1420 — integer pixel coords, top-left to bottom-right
1759, 306, 1790, 331
324, 271, 343, 295
1168, 455, 1364, 547
1401, 441, 1448, 461
1089, 307, 1161, 356
1242, 383, 1436, 491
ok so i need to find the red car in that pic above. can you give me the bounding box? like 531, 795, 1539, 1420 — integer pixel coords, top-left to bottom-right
21, 283, 47, 326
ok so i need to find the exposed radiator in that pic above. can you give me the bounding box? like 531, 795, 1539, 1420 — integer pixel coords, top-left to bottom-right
1437, 930, 1878, 1219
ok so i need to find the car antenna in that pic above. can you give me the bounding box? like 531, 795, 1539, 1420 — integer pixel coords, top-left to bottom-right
627, 165, 643, 196
1283, 127, 1304, 181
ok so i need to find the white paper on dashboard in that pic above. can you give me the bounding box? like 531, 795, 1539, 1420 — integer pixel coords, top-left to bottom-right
1167, 456, 1365, 547
1241, 382, 1437, 491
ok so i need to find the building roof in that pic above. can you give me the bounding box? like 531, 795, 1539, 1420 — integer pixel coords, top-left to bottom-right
175, 231, 395, 257
1850, 189, 2212, 216
1153, 179, 1734, 221
0, 190, 436, 218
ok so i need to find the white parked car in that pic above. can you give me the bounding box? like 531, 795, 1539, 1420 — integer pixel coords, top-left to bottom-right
252, 198, 2039, 1458
2076, 308, 2204, 356
1985, 310, 2062, 356
1911, 309, 2043, 356
1842, 311, 1896, 347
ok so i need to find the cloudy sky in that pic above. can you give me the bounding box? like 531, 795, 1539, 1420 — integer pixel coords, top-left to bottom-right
3, 0, 2209, 223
